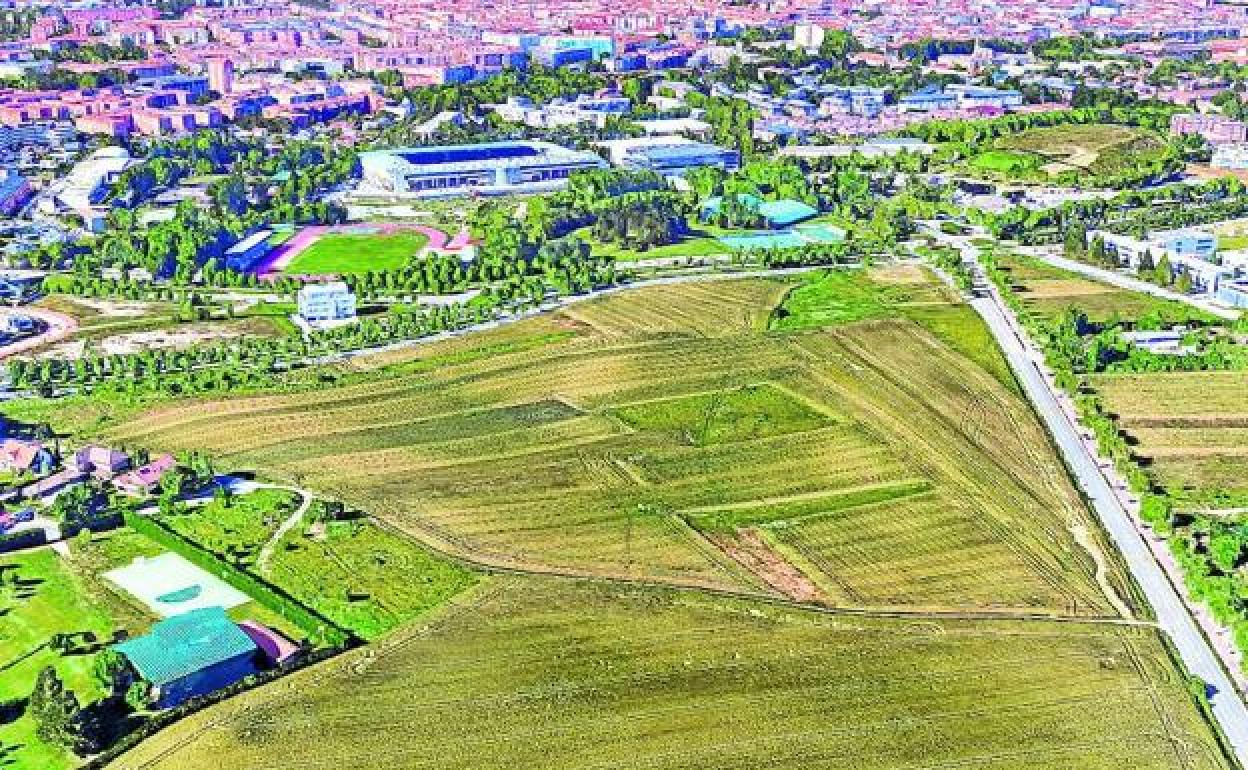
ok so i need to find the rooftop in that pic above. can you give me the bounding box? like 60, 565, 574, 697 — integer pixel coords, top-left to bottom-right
115, 606, 257, 686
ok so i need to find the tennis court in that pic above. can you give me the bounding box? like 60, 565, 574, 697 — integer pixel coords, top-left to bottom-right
105, 552, 250, 618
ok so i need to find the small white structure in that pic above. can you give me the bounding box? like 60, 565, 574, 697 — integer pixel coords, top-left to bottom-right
297, 281, 356, 324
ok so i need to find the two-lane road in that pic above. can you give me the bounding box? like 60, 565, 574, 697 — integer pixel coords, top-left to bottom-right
961, 251, 1248, 764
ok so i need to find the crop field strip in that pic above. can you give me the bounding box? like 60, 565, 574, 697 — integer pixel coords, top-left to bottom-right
108, 577, 1231, 770
1093, 371, 1248, 494
557, 279, 793, 338
103, 278, 1134, 619
992, 253, 1210, 324
786, 323, 1120, 606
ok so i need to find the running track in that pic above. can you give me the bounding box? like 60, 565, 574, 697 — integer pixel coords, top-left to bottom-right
254, 224, 470, 278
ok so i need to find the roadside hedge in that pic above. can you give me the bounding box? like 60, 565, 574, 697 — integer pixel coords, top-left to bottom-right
123, 511, 352, 647
0, 528, 47, 553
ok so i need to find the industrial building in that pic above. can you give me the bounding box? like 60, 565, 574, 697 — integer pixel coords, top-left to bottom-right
357, 140, 607, 197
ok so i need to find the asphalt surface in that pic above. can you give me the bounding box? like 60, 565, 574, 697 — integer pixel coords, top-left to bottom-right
964, 256, 1248, 764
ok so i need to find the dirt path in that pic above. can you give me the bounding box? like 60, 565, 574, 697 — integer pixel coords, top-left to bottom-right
1070, 523, 1134, 620
255, 486, 313, 574
709, 528, 825, 603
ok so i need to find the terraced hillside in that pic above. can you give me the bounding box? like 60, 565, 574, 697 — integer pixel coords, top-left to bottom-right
108, 577, 1230, 770
105, 273, 1133, 618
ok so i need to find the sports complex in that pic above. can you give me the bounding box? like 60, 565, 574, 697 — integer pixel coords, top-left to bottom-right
357, 140, 608, 197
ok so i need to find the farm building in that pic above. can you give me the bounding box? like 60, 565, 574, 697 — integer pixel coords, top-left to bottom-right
112, 454, 176, 496
114, 606, 260, 708
0, 438, 54, 475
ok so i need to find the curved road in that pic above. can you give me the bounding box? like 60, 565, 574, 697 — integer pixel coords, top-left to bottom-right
0, 306, 78, 359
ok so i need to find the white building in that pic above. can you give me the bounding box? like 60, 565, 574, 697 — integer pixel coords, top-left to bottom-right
793, 23, 826, 50
486, 94, 631, 130
357, 140, 607, 198
1212, 142, 1248, 170
43, 146, 132, 230
1095, 228, 1231, 293
297, 282, 356, 323
593, 136, 739, 176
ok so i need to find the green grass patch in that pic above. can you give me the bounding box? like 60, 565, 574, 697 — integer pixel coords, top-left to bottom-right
970, 149, 1042, 175
0, 545, 145, 770
611, 384, 831, 447
161, 489, 300, 569
282, 232, 430, 275
898, 303, 1018, 392
1218, 233, 1248, 251
770, 268, 959, 330
266, 520, 479, 641
685, 479, 935, 532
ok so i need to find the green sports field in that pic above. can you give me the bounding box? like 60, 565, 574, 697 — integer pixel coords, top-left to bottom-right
281, 232, 430, 275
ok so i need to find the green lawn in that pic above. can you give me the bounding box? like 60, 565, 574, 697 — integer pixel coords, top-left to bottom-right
282, 232, 430, 275
0, 546, 143, 770
161, 489, 300, 569
265, 519, 479, 641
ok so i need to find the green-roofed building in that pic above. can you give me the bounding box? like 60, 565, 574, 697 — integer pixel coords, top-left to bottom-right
114, 606, 259, 708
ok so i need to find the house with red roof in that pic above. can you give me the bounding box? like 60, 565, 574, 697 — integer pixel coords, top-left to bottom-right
112, 454, 176, 497
0, 439, 55, 476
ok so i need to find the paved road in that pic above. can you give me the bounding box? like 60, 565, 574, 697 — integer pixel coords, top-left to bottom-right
949, 238, 1248, 762
1018, 247, 1242, 322
0, 306, 78, 360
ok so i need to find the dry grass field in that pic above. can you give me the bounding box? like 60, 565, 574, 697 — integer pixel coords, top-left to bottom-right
1093, 371, 1248, 495
993, 253, 1214, 324
107, 577, 1231, 770
104, 274, 1132, 618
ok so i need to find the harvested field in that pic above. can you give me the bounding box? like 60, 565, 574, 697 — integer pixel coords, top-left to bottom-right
103, 276, 1130, 617
107, 577, 1233, 770
559, 278, 793, 337
1094, 371, 1248, 495
994, 253, 1214, 324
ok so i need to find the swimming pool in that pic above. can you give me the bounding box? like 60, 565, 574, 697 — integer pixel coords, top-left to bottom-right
795, 223, 847, 243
